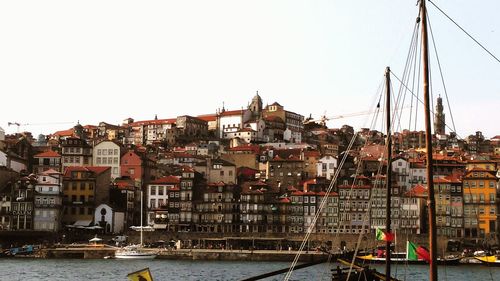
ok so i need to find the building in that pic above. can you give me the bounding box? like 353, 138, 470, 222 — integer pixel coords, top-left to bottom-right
192, 182, 239, 233
94, 203, 125, 234
400, 184, 426, 235
11, 174, 37, 230
33, 169, 63, 232
265, 155, 304, 191
61, 138, 93, 170
93, 140, 122, 179
194, 158, 237, 184
33, 150, 62, 174
317, 155, 337, 180
146, 176, 180, 229
217, 109, 252, 139
263, 102, 304, 143
62, 166, 111, 226
179, 166, 195, 231
463, 168, 497, 239
434, 96, 446, 135
434, 175, 464, 238
338, 176, 371, 234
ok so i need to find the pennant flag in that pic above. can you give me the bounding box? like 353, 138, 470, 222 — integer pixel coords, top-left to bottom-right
375, 227, 394, 242
407, 241, 431, 262
407, 241, 419, 261
416, 246, 431, 263
127, 267, 154, 281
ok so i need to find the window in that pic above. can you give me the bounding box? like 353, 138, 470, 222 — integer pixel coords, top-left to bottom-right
97, 149, 101, 155
72, 182, 77, 190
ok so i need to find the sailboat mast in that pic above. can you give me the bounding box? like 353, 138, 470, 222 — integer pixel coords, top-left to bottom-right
420, 1, 438, 280
384, 66, 392, 279
140, 189, 143, 246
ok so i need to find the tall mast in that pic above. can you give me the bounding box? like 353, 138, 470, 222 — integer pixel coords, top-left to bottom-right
140, 188, 143, 246
420, 1, 438, 280
384, 66, 392, 278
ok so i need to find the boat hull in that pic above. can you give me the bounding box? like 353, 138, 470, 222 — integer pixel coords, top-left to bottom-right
114, 253, 157, 259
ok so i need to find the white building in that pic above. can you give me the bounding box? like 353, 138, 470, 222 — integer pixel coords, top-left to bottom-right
93, 140, 121, 179
317, 155, 338, 180
94, 203, 125, 234
0, 150, 6, 167
34, 169, 63, 232
392, 157, 411, 191
218, 109, 252, 139
146, 176, 180, 228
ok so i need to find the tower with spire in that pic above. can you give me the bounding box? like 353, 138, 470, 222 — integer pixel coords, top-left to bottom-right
249, 90, 263, 118
434, 96, 445, 135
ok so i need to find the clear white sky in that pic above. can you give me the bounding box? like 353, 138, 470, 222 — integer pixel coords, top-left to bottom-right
1, 1, 498, 138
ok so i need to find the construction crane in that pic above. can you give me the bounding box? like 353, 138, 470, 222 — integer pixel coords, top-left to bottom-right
7, 121, 74, 133
303, 106, 411, 127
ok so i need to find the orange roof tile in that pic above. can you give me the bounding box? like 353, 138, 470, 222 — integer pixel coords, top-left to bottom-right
34, 150, 61, 158
150, 176, 180, 184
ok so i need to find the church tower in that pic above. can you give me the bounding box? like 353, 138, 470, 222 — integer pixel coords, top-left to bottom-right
434, 96, 445, 135
249, 91, 263, 118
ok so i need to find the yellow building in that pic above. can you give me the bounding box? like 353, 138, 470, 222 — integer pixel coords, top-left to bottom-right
463, 168, 497, 238
62, 166, 111, 226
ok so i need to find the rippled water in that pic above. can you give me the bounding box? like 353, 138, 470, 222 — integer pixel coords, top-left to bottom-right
1, 259, 499, 281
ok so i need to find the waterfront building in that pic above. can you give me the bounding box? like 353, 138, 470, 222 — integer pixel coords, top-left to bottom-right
33, 169, 63, 232
94, 203, 125, 234
265, 155, 304, 192
338, 175, 371, 234
434, 175, 464, 238
400, 184, 426, 234
62, 166, 111, 226
179, 166, 195, 232
11, 174, 37, 230
289, 190, 304, 233
146, 176, 180, 229
109, 179, 136, 228
463, 167, 497, 239
370, 175, 401, 232
192, 182, 239, 233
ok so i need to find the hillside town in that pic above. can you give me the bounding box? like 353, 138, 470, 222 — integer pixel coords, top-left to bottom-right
0, 93, 499, 248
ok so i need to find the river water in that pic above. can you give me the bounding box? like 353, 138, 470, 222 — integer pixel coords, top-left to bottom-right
1, 259, 499, 281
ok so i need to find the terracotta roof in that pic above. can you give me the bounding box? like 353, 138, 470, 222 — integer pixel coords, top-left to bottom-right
64, 166, 110, 177
304, 150, 320, 158
219, 109, 245, 117
196, 114, 217, 122
34, 150, 61, 158
128, 118, 176, 127
40, 169, 61, 175
406, 184, 427, 197
291, 191, 304, 196
150, 176, 180, 184
52, 129, 75, 137
228, 145, 260, 153
279, 197, 291, 203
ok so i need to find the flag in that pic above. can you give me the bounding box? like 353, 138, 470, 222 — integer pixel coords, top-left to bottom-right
375, 227, 394, 242
407, 241, 431, 262
127, 268, 154, 281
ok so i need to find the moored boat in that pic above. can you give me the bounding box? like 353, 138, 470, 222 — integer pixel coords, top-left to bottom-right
474, 256, 500, 266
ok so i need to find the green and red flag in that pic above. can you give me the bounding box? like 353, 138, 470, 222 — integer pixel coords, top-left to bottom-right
375, 227, 395, 242
407, 241, 431, 262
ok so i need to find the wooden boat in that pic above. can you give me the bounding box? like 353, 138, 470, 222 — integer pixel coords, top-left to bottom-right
474, 256, 500, 266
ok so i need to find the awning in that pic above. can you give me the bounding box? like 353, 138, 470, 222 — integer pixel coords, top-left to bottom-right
73, 220, 92, 227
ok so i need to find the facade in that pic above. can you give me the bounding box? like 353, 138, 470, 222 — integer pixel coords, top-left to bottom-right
265, 155, 304, 191
194, 158, 237, 184
93, 140, 121, 179
338, 176, 371, 234
218, 109, 252, 139
317, 155, 337, 180
434, 175, 464, 238
147, 176, 180, 229
11, 174, 37, 230
33, 169, 63, 232
62, 166, 111, 226
179, 167, 195, 231
61, 138, 93, 170
463, 168, 497, 239
94, 203, 125, 234
33, 150, 61, 173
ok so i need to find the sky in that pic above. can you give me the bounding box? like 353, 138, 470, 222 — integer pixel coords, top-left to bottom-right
1, 0, 499, 139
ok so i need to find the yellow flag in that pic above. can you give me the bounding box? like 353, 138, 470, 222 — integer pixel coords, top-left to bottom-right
127, 268, 153, 281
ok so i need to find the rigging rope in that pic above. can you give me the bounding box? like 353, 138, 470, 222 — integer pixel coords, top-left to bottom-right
428, 0, 500, 65
427, 13, 457, 133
